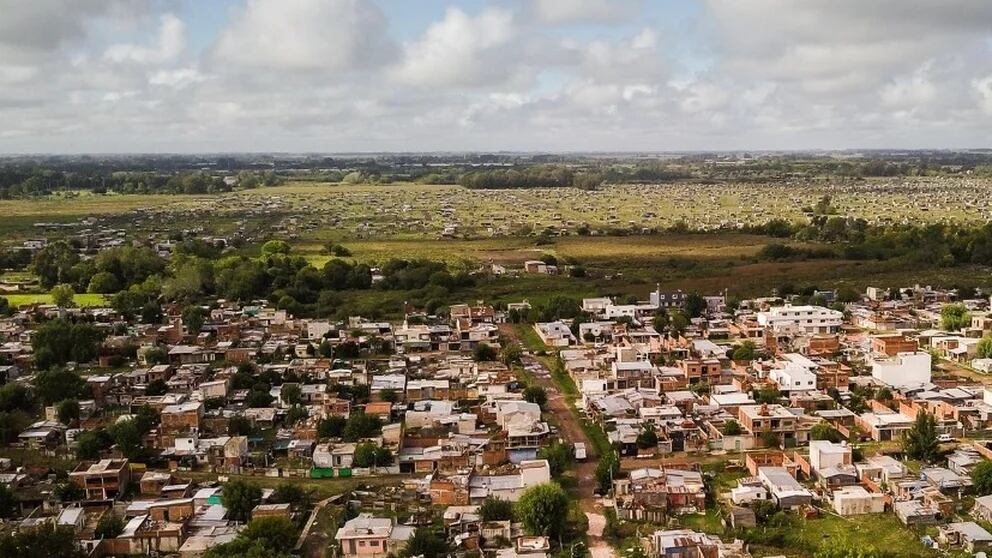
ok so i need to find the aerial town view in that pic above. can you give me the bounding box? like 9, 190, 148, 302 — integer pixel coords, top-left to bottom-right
4, 2, 992, 558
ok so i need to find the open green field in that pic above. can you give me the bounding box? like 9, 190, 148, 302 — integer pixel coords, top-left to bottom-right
2, 293, 108, 307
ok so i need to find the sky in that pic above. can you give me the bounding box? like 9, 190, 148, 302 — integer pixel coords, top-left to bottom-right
3, 0, 992, 153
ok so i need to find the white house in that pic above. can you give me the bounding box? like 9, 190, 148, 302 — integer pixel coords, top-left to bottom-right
756, 305, 843, 335
871, 351, 932, 390
768, 363, 818, 393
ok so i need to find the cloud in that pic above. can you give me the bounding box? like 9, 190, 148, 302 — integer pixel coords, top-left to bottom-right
211, 0, 396, 72
104, 14, 185, 64
393, 7, 516, 88
531, 0, 642, 25
148, 67, 205, 90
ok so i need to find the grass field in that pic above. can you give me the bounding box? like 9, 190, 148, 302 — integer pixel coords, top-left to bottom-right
2, 293, 108, 307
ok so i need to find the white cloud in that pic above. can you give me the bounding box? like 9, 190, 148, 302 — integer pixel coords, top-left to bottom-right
211, 0, 396, 72
104, 14, 185, 64
532, 0, 642, 25
148, 67, 205, 90
394, 7, 516, 87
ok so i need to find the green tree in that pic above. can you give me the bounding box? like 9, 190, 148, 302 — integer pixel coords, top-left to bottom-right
684, 293, 706, 318
95, 512, 124, 538
342, 412, 382, 442
810, 423, 844, 443
75, 429, 111, 460
182, 305, 206, 334
753, 386, 781, 404
903, 411, 939, 463
34, 368, 85, 405
379, 388, 398, 403
87, 272, 121, 294
56, 399, 80, 424
239, 516, 298, 549
940, 303, 970, 331
516, 482, 569, 541
973, 460, 992, 495
595, 451, 620, 493
261, 240, 291, 255
31, 241, 80, 289
473, 342, 498, 362
228, 415, 253, 436
523, 385, 547, 408
977, 336, 992, 359
402, 528, 449, 558
636, 428, 658, 450
501, 342, 523, 366
145, 378, 168, 396
723, 420, 742, 436
0, 484, 16, 519
0, 523, 85, 558
31, 319, 103, 369
280, 384, 302, 406
318, 339, 333, 358
537, 442, 573, 478
318, 415, 347, 439
480, 496, 515, 521
50, 283, 76, 308
270, 483, 313, 512
729, 340, 758, 361
108, 419, 147, 461
222, 479, 262, 523
353, 443, 393, 468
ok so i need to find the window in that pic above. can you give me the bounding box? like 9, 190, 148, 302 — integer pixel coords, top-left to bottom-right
360, 541, 366, 547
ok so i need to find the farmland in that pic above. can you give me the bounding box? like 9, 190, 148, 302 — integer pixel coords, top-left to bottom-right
3, 178, 992, 305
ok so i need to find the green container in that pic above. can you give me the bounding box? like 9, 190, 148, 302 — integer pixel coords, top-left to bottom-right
338, 468, 352, 478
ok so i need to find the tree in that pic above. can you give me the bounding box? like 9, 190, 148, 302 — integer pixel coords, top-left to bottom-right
402, 528, 449, 558
31, 241, 80, 289
54, 481, 84, 502
480, 496, 515, 521
108, 419, 147, 461
75, 429, 111, 460
669, 311, 690, 337
50, 283, 76, 308
810, 423, 843, 443
501, 342, 523, 366
537, 442, 572, 478
261, 240, 291, 255
240, 516, 298, 549
940, 303, 970, 331
95, 512, 124, 538
318, 415, 347, 439
753, 386, 781, 404
636, 428, 658, 450
729, 340, 758, 361
145, 378, 168, 396
595, 451, 619, 493
516, 482, 569, 541
87, 272, 121, 294
56, 399, 80, 424
182, 305, 206, 334
353, 443, 393, 468
342, 412, 382, 441
32, 319, 103, 369
34, 367, 85, 405
723, 420, 742, 436
280, 383, 302, 406
0, 484, 16, 519
228, 415, 253, 436
651, 310, 669, 332
523, 385, 547, 408
977, 336, 992, 359
222, 479, 262, 523
973, 460, 992, 495
317, 339, 333, 358
684, 293, 706, 318
903, 411, 939, 463
473, 342, 498, 362
379, 388, 398, 403
270, 483, 313, 512
0, 523, 85, 558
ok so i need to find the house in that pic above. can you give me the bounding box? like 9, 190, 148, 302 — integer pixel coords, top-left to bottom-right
756, 305, 843, 335
972, 494, 992, 523
939, 522, 992, 552
832, 486, 885, 516
894, 499, 941, 526
533, 322, 576, 347
757, 466, 812, 509
335, 514, 415, 558
870, 352, 931, 390
69, 458, 132, 500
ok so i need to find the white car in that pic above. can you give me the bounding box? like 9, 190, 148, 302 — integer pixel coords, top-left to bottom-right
937, 434, 956, 443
